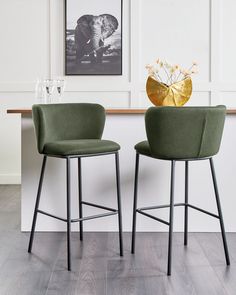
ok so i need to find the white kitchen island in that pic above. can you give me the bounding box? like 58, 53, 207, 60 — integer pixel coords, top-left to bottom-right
8, 109, 236, 233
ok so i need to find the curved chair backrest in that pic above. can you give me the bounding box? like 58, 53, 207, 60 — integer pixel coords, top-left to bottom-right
32, 103, 106, 154
145, 105, 226, 160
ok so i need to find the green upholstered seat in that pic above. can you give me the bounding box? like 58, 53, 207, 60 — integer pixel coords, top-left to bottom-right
135, 141, 151, 157
32, 103, 119, 156
43, 139, 120, 156
132, 105, 229, 275
135, 106, 226, 160
29, 103, 123, 270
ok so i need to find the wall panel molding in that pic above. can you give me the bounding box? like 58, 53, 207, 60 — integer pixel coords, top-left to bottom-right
0, 0, 236, 108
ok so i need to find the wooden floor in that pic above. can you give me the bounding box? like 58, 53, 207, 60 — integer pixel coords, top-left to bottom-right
0, 185, 236, 295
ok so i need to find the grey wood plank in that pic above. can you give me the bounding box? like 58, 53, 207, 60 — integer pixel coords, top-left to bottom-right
53, 232, 109, 272
0, 185, 235, 295
46, 233, 109, 295
0, 233, 64, 295
108, 232, 164, 273
222, 233, 236, 264
214, 265, 236, 295
75, 271, 106, 295
0, 185, 21, 231
45, 270, 80, 295
158, 233, 211, 271
8, 232, 65, 271
0, 230, 22, 268
107, 233, 199, 294
0, 270, 51, 295
113, 232, 210, 274
46, 270, 107, 295
145, 271, 197, 295
0, 185, 20, 212
107, 266, 195, 295
107, 231, 128, 257
0, 211, 20, 231
187, 265, 228, 295
106, 268, 146, 295
195, 233, 228, 266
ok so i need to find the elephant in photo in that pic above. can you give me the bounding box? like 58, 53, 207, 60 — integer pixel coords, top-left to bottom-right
74, 14, 119, 64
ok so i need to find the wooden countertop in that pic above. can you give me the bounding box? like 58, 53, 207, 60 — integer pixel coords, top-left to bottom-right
7, 108, 236, 115
7, 109, 146, 114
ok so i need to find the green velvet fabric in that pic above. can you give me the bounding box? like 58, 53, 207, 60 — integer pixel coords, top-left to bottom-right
135, 106, 226, 160
135, 141, 151, 157
32, 103, 116, 156
43, 139, 120, 156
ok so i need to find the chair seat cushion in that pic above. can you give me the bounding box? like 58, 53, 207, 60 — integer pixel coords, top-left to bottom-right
135, 141, 152, 157
43, 139, 120, 156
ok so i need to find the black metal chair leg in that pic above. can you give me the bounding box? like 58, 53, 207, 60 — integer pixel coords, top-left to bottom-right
184, 161, 189, 246
66, 158, 72, 271
115, 152, 123, 256
131, 153, 140, 254
209, 158, 230, 266
167, 160, 176, 276
28, 156, 47, 253
78, 157, 83, 241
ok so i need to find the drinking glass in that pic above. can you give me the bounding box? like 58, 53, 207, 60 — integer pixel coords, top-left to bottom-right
56, 79, 65, 101
43, 79, 55, 103
35, 79, 45, 103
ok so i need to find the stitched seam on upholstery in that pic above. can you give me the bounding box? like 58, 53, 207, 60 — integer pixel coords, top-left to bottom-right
198, 113, 208, 157
35, 107, 43, 153
39, 108, 45, 153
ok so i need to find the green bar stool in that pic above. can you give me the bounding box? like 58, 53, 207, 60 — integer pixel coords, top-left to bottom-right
28, 103, 123, 270
131, 105, 230, 275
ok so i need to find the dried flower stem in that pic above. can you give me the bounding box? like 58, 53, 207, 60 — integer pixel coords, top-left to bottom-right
146, 59, 198, 85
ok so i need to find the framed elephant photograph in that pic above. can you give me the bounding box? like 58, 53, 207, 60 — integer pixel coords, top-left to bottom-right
65, 0, 122, 75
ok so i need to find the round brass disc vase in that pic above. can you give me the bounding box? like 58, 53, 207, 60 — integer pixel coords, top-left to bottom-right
146, 76, 192, 106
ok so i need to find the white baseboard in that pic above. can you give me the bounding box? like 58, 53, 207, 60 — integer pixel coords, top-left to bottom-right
0, 174, 21, 184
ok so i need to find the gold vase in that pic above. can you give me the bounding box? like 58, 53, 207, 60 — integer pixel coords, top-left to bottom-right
146, 76, 192, 106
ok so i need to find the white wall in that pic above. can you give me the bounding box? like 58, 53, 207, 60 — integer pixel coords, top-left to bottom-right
1, 0, 236, 184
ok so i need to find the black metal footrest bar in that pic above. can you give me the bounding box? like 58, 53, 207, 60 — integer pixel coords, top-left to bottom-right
136, 202, 219, 222
37, 210, 67, 222
71, 211, 117, 222
188, 204, 219, 219
138, 203, 186, 211
136, 209, 170, 226
82, 201, 117, 212
37, 210, 118, 223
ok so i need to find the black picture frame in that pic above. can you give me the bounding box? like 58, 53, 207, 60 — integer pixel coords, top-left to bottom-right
65, 0, 123, 76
